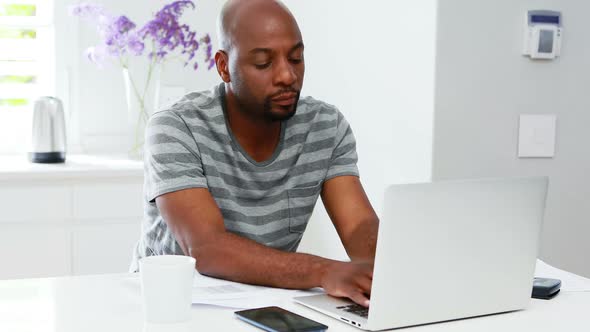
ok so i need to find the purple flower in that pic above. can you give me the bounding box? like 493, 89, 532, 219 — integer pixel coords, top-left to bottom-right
139, 1, 194, 57
127, 32, 145, 56
70, 1, 213, 71
68, 3, 106, 20
101, 16, 142, 57
71, 4, 144, 60
85, 45, 108, 67
139, 1, 212, 70
114, 16, 136, 34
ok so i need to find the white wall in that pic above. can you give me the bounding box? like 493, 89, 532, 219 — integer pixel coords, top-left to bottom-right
432, 0, 590, 277
285, 0, 437, 259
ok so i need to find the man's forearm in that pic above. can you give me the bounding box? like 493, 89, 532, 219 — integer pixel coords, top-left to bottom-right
343, 218, 379, 262
188, 232, 337, 289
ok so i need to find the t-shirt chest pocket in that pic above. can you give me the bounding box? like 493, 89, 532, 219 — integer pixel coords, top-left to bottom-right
287, 183, 322, 233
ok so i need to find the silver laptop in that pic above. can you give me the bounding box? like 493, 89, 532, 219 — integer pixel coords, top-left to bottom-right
295, 177, 548, 330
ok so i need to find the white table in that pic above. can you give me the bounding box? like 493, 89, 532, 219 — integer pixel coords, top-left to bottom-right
0, 261, 589, 332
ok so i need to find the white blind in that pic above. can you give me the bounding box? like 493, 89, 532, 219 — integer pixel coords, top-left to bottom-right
0, 0, 55, 153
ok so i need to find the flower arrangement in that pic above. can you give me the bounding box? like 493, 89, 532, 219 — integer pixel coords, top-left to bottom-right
70, 1, 214, 156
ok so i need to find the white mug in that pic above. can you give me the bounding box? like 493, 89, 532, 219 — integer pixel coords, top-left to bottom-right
139, 255, 196, 323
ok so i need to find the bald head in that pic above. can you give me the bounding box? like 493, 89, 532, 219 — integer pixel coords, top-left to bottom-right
217, 0, 299, 51
214, 0, 305, 122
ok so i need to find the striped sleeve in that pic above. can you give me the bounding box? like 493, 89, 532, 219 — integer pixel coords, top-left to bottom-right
325, 111, 360, 180
144, 110, 208, 202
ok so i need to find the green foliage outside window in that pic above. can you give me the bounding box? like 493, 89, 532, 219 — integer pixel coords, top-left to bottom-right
0, 99, 28, 106
0, 4, 40, 110
0, 4, 36, 16
0, 28, 36, 39
0, 75, 36, 84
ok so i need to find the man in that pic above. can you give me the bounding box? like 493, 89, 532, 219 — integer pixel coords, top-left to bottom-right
131, 0, 379, 307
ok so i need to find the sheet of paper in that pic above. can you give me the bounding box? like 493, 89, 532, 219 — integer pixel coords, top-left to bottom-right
191, 273, 322, 309
535, 259, 590, 292
192, 279, 265, 300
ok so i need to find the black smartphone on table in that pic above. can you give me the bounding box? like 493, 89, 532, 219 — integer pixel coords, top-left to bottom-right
235, 306, 328, 332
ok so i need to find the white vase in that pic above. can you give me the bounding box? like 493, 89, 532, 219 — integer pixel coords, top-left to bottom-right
122, 64, 161, 160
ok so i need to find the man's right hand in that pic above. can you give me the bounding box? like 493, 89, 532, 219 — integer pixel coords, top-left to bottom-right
320, 261, 373, 307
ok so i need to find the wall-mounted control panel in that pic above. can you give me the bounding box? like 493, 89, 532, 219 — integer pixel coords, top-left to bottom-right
523, 10, 562, 60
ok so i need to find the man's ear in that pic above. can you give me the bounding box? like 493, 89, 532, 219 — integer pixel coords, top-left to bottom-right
215, 50, 230, 83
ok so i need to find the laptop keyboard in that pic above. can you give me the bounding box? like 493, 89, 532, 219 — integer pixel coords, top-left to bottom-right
337, 304, 369, 318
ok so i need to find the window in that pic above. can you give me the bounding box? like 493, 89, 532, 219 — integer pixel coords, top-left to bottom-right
0, 0, 55, 154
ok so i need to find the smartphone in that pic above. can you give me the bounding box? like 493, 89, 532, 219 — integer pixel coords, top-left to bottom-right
235, 306, 328, 332
532, 277, 561, 299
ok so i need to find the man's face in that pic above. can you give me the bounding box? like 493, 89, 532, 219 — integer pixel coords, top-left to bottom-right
227, 11, 305, 122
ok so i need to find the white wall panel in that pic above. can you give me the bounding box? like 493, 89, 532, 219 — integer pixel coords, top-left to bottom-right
0, 226, 70, 279
433, 0, 590, 277
0, 185, 71, 223
72, 182, 143, 220
72, 223, 141, 275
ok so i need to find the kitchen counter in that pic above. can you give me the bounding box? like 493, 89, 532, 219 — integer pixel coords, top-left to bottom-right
0, 154, 144, 278
0, 154, 143, 182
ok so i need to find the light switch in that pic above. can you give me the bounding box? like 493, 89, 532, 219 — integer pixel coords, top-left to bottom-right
518, 114, 556, 158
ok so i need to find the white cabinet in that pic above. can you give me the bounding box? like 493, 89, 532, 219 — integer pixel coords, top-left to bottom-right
72, 223, 141, 275
0, 225, 70, 279
0, 155, 143, 279
72, 183, 143, 220
0, 184, 71, 222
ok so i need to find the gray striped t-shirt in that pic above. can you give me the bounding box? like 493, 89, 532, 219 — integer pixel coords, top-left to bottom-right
130, 84, 359, 271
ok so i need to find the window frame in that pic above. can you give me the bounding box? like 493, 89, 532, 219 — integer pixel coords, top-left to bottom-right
0, 0, 57, 154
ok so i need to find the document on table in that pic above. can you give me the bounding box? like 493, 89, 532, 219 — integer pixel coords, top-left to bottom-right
191, 273, 323, 309
535, 259, 590, 292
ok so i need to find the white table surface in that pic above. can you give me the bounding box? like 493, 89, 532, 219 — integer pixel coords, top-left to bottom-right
0, 261, 589, 332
